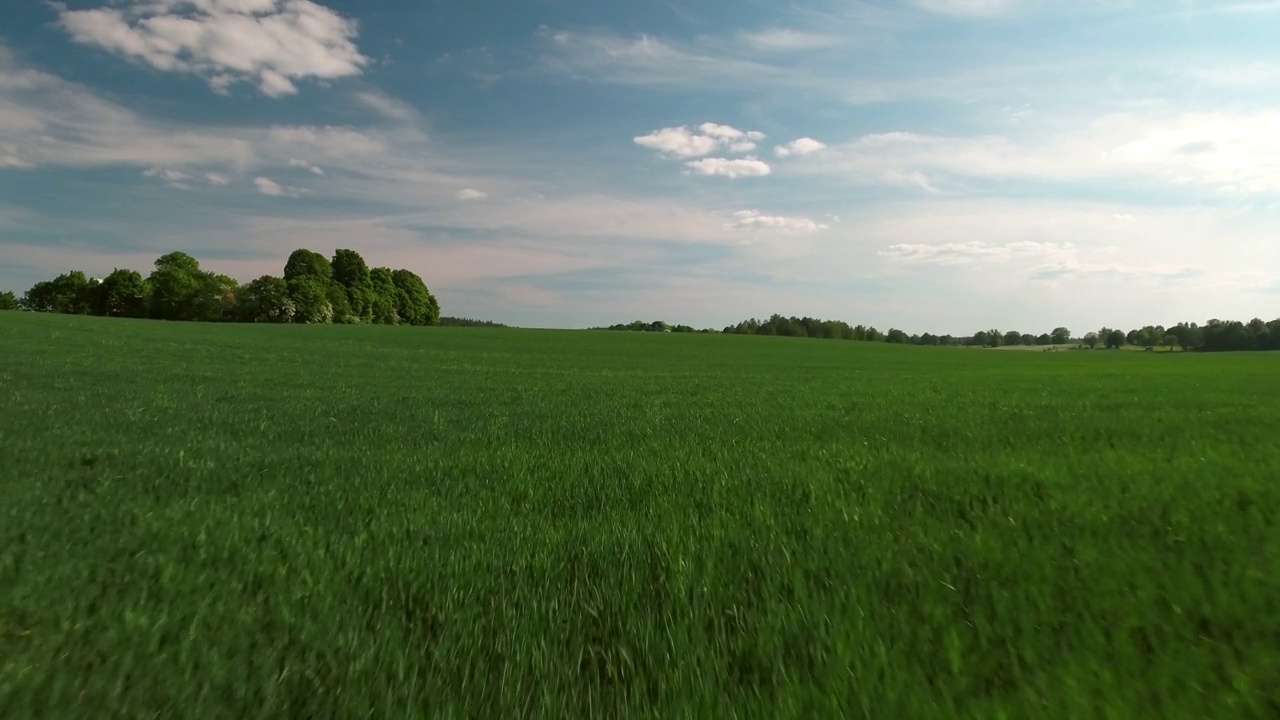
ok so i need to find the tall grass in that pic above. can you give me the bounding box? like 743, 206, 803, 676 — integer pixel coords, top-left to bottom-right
1, 312, 1277, 718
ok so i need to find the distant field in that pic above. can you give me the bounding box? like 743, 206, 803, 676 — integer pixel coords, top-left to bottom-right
1, 312, 1277, 719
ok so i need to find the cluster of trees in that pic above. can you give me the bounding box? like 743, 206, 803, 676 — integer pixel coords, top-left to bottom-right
599, 313, 1280, 353
5, 249, 440, 326
1078, 320, 1280, 352
441, 317, 509, 328
596, 320, 716, 333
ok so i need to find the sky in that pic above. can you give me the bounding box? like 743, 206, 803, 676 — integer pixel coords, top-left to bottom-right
2, 0, 1279, 333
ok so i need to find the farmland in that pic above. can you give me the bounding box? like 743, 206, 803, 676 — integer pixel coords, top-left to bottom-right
1, 312, 1277, 719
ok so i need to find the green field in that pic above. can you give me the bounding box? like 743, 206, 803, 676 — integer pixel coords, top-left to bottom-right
1, 312, 1277, 718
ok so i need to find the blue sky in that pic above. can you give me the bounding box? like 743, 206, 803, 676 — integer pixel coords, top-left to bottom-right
2, 0, 1279, 332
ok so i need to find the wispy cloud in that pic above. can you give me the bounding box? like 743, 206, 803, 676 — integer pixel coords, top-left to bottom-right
456, 188, 488, 201
143, 167, 192, 189
736, 28, 841, 52
253, 176, 308, 197
54, 0, 369, 97
910, 0, 1020, 17
727, 210, 829, 234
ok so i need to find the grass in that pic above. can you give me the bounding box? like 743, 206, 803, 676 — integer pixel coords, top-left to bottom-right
1, 311, 1277, 719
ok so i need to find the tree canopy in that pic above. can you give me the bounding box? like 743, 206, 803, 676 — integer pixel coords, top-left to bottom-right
9, 248, 440, 328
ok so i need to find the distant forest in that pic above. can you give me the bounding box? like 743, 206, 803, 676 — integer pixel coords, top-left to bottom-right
597, 315, 1280, 353
1, 249, 440, 326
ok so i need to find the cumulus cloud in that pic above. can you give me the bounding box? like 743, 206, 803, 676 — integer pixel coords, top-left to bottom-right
684, 157, 772, 179
727, 210, 829, 234
775, 137, 827, 158
634, 122, 765, 158
55, 0, 369, 97
457, 188, 488, 201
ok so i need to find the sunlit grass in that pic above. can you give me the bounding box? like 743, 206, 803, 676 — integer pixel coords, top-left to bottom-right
1, 312, 1277, 718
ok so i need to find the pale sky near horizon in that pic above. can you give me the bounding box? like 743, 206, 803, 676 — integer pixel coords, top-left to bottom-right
2, 0, 1279, 332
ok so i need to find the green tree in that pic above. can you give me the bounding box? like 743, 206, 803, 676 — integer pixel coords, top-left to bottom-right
331, 249, 374, 323
0, 291, 17, 310
1083, 332, 1099, 349
886, 328, 908, 344
148, 252, 205, 321
283, 249, 337, 324
97, 268, 149, 318
389, 269, 441, 326
1051, 327, 1071, 344
283, 249, 333, 283
1105, 329, 1126, 349
192, 273, 239, 322
368, 267, 399, 324
236, 275, 295, 323
21, 271, 94, 314
287, 276, 334, 324
1003, 330, 1022, 347
1162, 334, 1179, 350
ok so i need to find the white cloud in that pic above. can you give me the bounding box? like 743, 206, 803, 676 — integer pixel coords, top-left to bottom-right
205, 171, 230, 185
1030, 261, 1204, 284
55, 0, 369, 98
539, 28, 791, 90
143, 166, 192, 188
737, 29, 840, 52
354, 90, 419, 122
775, 137, 827, 158
798, 110, 1280, 195
684, 157, 772, 178
457, 188, 488, 201
634, 127, 721, 158
288, 158, 325, 175
253, 176, 307, 197
634, 123, 765, 159
880, 240, 1077, 266
727, 210, 829, 234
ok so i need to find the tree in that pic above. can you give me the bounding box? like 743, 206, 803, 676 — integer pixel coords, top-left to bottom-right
148, 252, 205, 321
286, 276, 334, 324
368, 267, 400, 324
1105, 329, 1126, 349
1003, 330, 1022, 347
21, 271, 94, 314
331, 249, 373, 323
1051, 327, 1071, 344
192, 273, 239, 322
886, 328, 909, 344
283, 249, 333, 283
97, 268, 149, 318
1162, 334, 1179, 350
0, 291, 17, 310
390, 269, 441, 326
1083, 332, 1099, 349
282, 249, 338, 324
236, 275, 295, 323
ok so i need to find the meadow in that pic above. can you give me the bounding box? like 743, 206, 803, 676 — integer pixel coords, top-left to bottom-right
1, 311, 1277, 719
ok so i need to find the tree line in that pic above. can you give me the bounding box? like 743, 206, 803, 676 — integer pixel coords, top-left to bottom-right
1, 248, 440, 326
598, 314, 1280, 353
